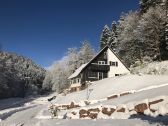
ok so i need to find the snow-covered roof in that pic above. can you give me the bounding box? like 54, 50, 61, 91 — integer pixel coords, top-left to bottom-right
68, 63, 88, 79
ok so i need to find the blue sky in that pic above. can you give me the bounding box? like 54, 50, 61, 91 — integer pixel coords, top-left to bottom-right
0, 0, 139, 67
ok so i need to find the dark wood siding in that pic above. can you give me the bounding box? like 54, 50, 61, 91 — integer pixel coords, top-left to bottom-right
91, 50, 108, 64
80, 50, 110, 84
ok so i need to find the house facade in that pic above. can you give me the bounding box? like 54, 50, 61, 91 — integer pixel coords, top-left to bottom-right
68, 45, 130, 92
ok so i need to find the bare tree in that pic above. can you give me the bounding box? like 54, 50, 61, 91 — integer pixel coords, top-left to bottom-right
43, 41, 96, 93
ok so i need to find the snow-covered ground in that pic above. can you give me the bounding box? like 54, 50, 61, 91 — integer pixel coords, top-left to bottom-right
4, 119, 161, 126
0, 98, 31, 110
52, 85, 168, 121
49, 74, 168, 125
0, 94, 55, 124
100, 85, 168, 106
1, 74, 168, 126
53, 75, 168, 104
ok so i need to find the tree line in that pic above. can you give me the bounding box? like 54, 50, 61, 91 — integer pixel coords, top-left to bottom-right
0, 52, 46, 99
100, 0, 168, 67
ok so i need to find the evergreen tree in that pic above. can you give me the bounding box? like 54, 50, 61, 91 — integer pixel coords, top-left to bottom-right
140, 0, 165, 14
117, 11, 142, 66
100, 25, 111, 49
140, 0, 150, 14
109, 21, 118, 52
138, 6, 167, 61
162, 0, 168, 58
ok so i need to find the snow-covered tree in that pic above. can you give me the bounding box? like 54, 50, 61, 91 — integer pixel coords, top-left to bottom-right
78, 41, 96, 64
42, 71, 53, 91
100, 25, 111, 49
0, 52, 46, 98
67, 48, 79, 73
161, 0, 168, 58
51, 61, 69, 92
138, 6, 167, 61
42, 41, 95, 93
140, 0, 165, 14
117, 11, 142, 66
109, 21, 118, 52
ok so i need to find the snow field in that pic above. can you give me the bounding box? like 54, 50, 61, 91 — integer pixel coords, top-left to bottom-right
50, 74, 168, 120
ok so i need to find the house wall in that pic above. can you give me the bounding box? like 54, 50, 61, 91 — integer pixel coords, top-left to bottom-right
70, 76, 81, 87
107, 48, 130, 77
91, 51, 107, 64
68, 76, 83, 92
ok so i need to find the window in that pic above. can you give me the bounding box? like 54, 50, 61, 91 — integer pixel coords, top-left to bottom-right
77, 78, 80, 83
104, 52, 107, 59
98, 72, 103, 80
73, 79, 76, 84
98, 61, 105, 65
109, 61, 118, 67
88, 71, 97, 78
116, 62, 118, 66
98, 72, 107, 80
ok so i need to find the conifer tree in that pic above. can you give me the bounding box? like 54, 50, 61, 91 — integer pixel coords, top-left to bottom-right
162, 0, 168, 58
109, 21, 118, 52
100, 25, 111, 49
117, 11, 141, 66
140, 0, 165, 14
138, 6, 166, 61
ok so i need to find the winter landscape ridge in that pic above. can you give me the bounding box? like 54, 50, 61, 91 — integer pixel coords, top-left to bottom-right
1, 72, 168, 125
1, 0, 168, 125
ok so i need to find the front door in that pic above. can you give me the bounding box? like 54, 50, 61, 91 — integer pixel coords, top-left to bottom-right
98, 72, 104, 80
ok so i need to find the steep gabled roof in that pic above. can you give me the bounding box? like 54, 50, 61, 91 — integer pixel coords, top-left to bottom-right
68, 63, 88, 79
68, 45, 130, 79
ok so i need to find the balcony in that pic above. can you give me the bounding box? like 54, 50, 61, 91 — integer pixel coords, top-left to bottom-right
90, 63, 110, 72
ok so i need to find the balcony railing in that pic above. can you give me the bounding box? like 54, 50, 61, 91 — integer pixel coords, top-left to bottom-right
90, 63, 110, 72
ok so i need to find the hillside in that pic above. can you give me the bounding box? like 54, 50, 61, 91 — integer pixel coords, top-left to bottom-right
47, 74, 168, 125
53, 74, 168, 104
0, 52, 46, 99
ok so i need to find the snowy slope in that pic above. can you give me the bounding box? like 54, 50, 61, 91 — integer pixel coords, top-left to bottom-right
63, 85, 168, 120
100, 85, 168, 106
53, 74, 168, 104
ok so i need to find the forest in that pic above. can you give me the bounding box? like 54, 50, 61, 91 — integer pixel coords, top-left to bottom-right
0, 0, 167, 98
